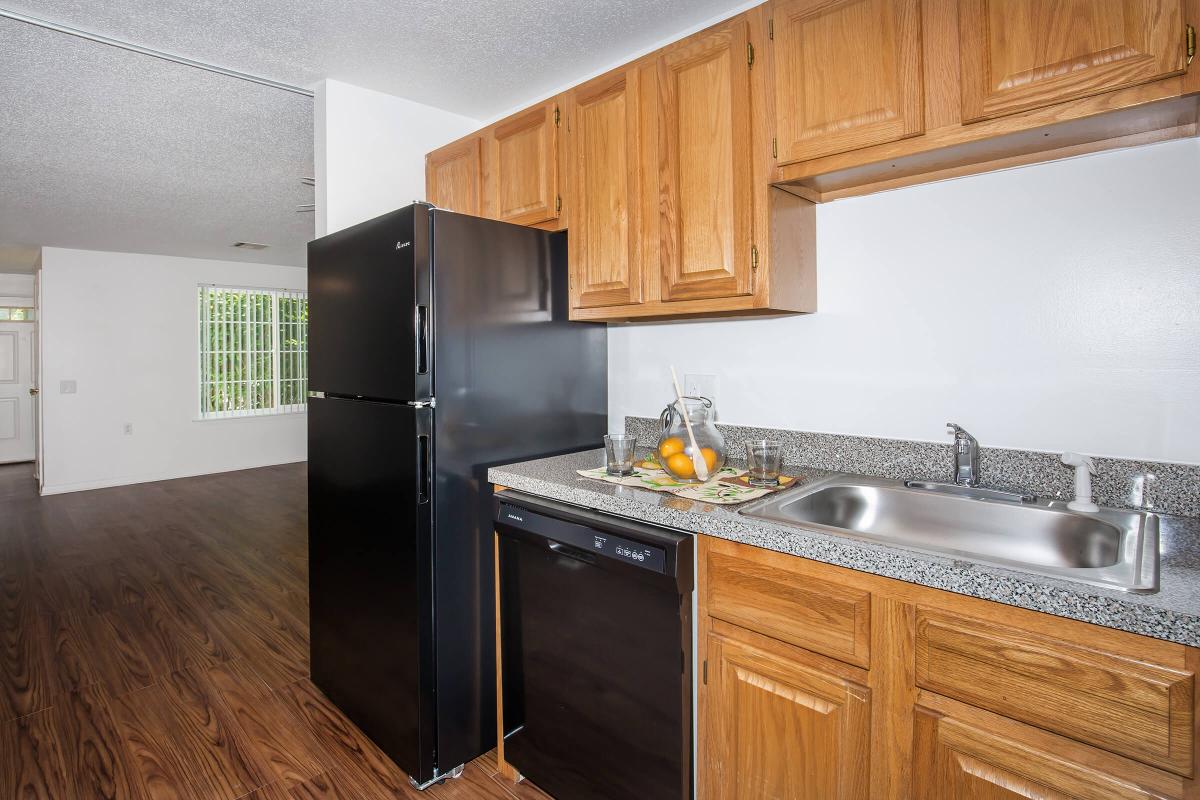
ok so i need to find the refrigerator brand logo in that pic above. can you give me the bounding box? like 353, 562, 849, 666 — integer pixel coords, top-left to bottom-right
396, 241, 411, 250
506, 513, 524, 523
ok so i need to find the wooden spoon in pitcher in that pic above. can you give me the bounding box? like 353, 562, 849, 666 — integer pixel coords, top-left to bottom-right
669, 366, 710, 481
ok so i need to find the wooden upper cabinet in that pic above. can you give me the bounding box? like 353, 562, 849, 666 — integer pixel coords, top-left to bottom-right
566, 68, 643, 310
959, 0, 1189, 123
704, 628, 871, 800
425, 137, 482, 216
484, 101, 560, 225
771, 0, 924, 163
654, 18, 755, 303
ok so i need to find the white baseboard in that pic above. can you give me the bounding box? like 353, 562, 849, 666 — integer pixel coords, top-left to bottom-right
39, 458, 307, 496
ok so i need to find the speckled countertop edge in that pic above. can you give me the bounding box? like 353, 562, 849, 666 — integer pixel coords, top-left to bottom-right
489, 449, 1200, 648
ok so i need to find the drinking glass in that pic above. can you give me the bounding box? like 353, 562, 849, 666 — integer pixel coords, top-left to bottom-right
604, 434, 637, 476
745, 440, 782, 487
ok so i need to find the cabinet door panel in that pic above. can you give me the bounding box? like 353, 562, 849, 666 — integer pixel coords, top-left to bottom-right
704, 548, 871, 668
915, 607, 1194, 776
705, 630, 870, 800
657, 19, 755, 302
568, 70, 642, 309
425, 137, 482, 216
773, 0, 924, 163
488, 102, 558, 225
914, 697, 1182, 800
960, 0, 1187, 123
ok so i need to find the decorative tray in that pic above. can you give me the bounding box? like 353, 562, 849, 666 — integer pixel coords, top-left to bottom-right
576, 465, 796, 505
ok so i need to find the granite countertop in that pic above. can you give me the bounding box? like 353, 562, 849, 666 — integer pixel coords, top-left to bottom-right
489, 449, 1200, 648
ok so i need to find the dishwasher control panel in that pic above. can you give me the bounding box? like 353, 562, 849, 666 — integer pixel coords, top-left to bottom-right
589, 532, 666, 573
497, 500, 673, 575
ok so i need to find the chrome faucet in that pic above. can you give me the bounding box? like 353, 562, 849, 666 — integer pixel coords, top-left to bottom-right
947, 422, 980, 487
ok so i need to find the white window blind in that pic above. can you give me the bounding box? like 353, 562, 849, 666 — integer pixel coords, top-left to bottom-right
198, 285, 308, 419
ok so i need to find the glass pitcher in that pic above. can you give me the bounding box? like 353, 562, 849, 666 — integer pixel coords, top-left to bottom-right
656, 397, 726, 483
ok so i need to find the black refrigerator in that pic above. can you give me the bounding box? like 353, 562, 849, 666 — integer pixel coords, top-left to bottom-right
306, 203, 607, 788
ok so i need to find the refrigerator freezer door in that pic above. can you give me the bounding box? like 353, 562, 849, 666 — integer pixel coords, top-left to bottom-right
307, 204, 432, 402
308, 395, 436, 783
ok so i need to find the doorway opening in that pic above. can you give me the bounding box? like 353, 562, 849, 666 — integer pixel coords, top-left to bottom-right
0, 260, 41, 492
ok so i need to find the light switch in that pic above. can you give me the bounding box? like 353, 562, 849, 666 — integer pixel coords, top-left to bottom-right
59, 380, 77, 394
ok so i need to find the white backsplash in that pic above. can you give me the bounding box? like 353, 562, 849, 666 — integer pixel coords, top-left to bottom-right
609, 137, 1200, 465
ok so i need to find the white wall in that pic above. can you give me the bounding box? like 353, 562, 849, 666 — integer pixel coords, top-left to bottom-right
315, 79, 479, 236
39, 247, 308, 494
610, 137, 1200, 464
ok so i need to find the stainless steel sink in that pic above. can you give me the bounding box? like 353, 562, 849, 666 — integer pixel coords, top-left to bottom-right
741, 474, 1158, 592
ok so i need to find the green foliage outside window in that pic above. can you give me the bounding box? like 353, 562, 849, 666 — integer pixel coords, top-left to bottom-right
199, 287, 308, 418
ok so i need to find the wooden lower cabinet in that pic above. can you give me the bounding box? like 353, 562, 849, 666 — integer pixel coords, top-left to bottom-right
914, 693, 1188, 800
702, 624, 871, 800
696, 535, 1200, 799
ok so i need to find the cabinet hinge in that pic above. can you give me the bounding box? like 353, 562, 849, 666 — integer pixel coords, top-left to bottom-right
555, 195, 562, 214
703, 660, 708, 684
751, 245, 759, 272
768, 18, 774, 40
1188, 24, 1196, 65
747, 42, 755, 68
554, 106, 561, 126
771, 137, 778, 159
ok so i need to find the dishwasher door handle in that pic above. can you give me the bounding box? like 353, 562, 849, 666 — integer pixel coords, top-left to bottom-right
548, 540, 597, 565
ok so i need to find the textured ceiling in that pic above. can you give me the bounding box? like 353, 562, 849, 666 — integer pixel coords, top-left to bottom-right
0, 17, 314, 267
1, 0, 750, 270
1, 0, 751, 118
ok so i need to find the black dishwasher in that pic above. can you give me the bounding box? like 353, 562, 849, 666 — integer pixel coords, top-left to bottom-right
495, 492, 693, 800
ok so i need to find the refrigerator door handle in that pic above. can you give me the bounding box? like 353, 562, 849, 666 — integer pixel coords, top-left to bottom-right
415, 305, 429, 375
417, 434, 431, 504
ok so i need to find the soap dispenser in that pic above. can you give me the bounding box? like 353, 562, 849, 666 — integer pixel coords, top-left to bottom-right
1061, 452, 1099, 513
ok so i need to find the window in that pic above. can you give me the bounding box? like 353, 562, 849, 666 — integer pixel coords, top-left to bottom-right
0, 307, 34, 321
198, 285, 308, 419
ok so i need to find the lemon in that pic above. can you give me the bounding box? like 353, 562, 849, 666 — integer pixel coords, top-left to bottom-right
666, 452, 695, 479
659, 436, 685, 459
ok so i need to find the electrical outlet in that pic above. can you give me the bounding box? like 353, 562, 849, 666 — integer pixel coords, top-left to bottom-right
123, 423, 133, 435
684, 373, 717, 403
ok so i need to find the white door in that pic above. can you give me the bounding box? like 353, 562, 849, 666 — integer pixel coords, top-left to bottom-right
0, 321, 36, 463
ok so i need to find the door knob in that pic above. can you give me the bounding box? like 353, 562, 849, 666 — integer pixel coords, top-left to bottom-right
28, 387, 38, 396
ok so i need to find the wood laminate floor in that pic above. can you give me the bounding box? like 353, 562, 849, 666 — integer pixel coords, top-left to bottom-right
0, 462, 551, 800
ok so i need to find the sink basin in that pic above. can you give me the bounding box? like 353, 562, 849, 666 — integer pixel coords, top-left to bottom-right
741, 474, 1158, 592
